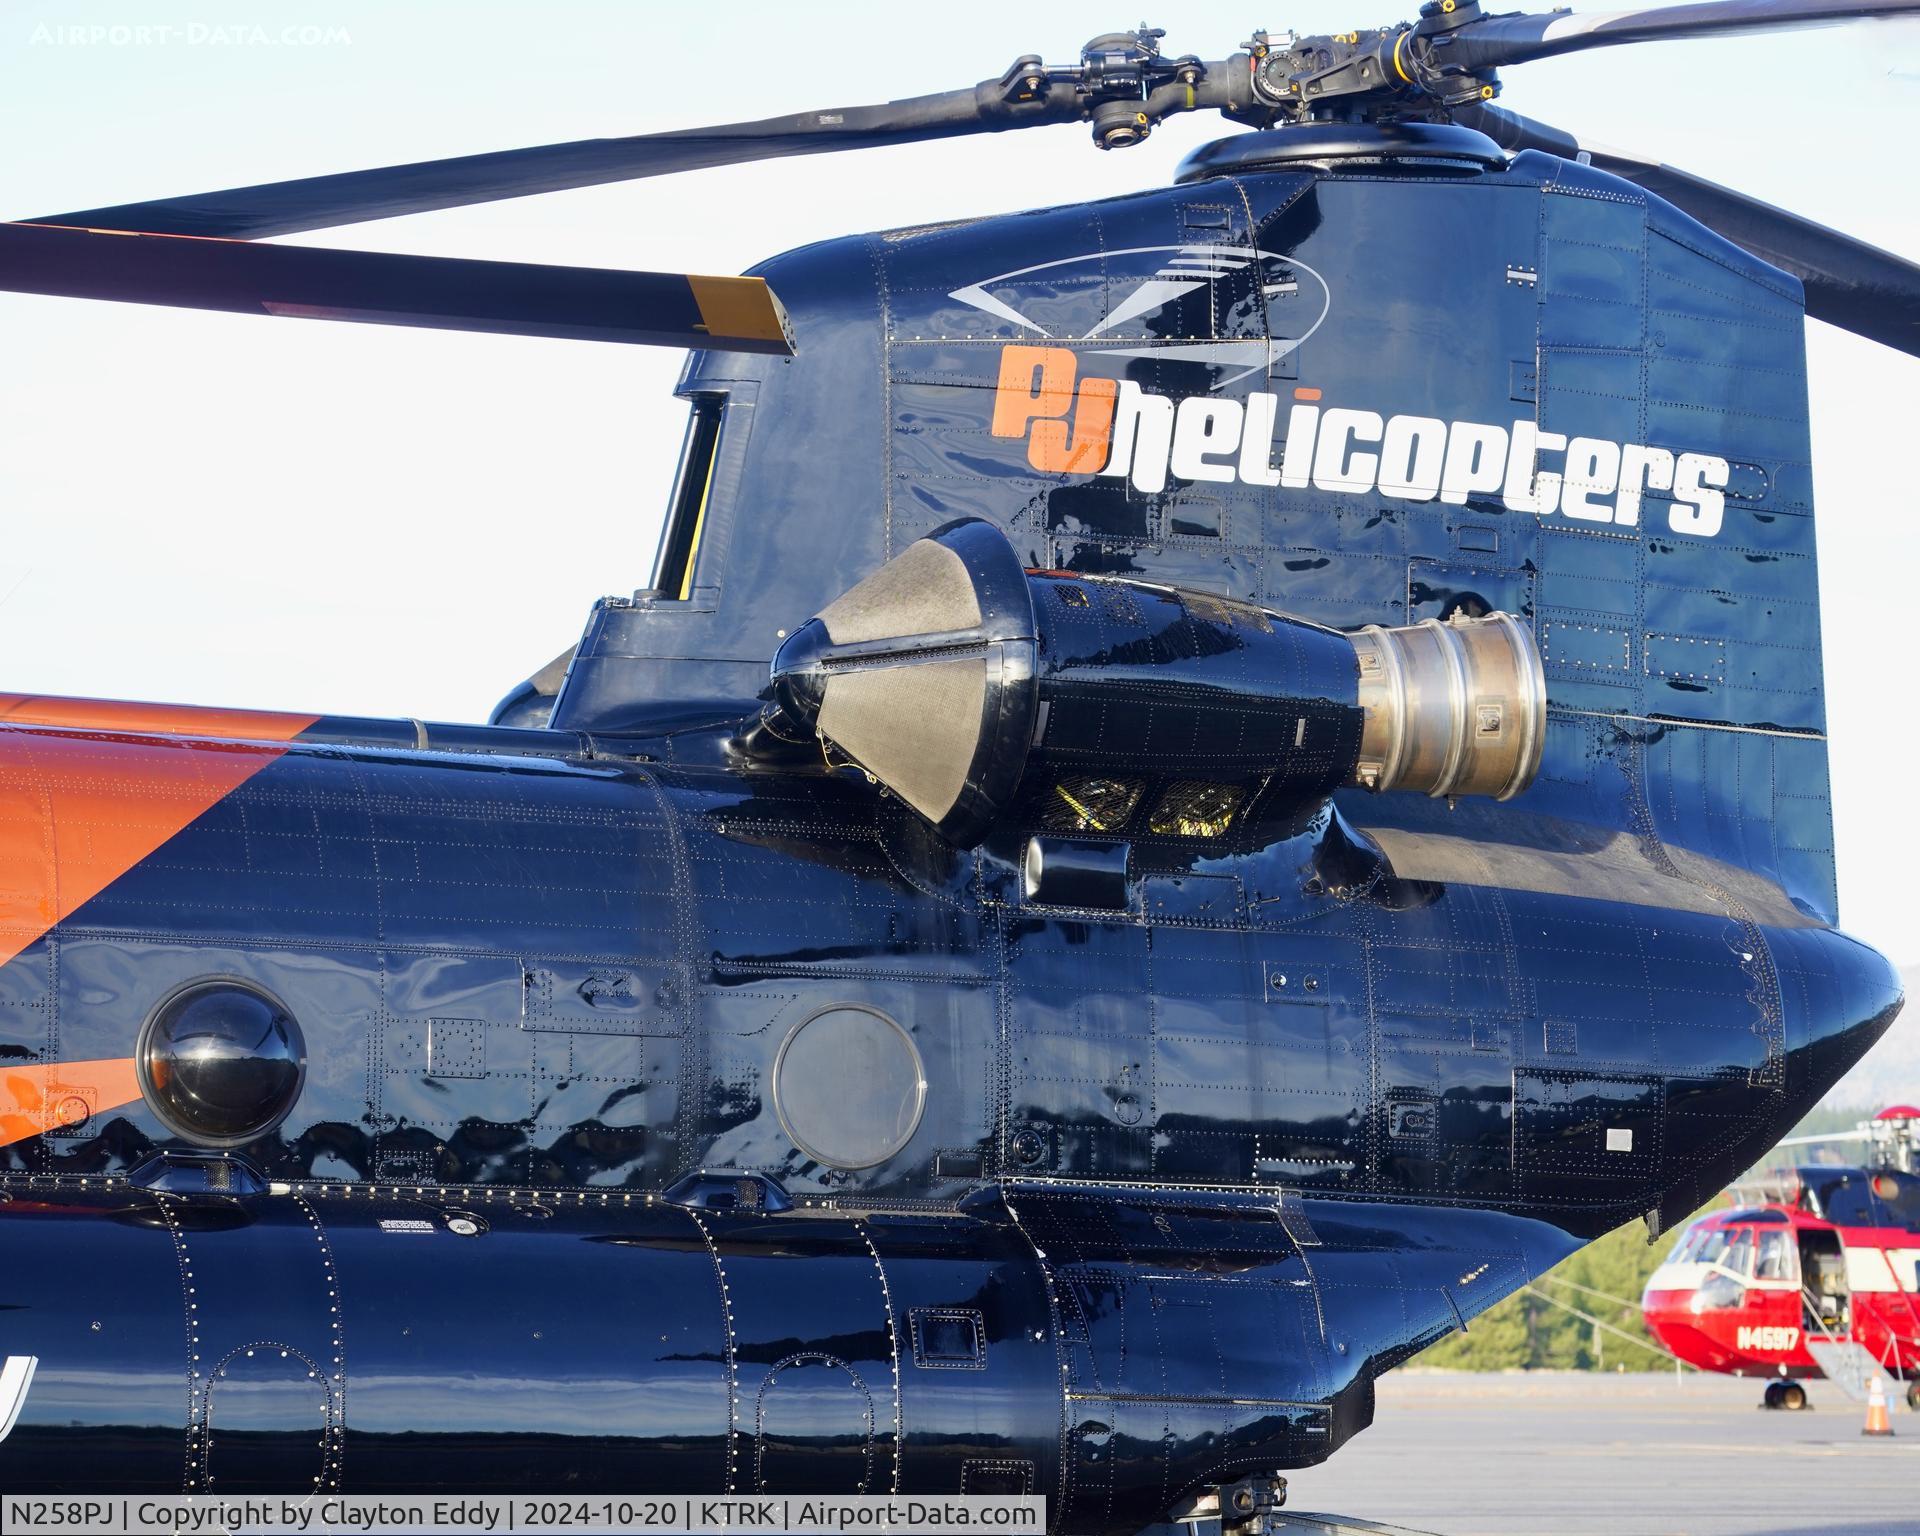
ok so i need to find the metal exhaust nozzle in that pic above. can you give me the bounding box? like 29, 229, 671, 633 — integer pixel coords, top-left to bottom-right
1348, 612, 1546, 801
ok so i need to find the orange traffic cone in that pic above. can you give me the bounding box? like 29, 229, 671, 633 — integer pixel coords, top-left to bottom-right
1864, 1373, 1895, 1437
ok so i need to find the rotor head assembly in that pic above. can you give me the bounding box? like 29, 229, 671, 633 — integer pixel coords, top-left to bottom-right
4, 1, 1916, 358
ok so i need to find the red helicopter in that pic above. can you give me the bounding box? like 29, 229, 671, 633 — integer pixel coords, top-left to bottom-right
1642, 1108, 1920, 1411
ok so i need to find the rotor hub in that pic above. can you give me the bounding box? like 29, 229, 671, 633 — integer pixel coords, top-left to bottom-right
1175, 120, 1506, 181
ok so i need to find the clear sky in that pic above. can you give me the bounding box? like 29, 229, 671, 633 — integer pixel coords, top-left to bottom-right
1, 2, 1915, 963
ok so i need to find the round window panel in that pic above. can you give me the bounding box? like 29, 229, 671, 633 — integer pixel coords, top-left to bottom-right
773, 1005, 926, 1170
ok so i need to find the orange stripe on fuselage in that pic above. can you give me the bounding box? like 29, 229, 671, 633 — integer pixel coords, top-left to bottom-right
0, 1055, 141, 1147
0, 697, 319, 969
0, 693, 315, 743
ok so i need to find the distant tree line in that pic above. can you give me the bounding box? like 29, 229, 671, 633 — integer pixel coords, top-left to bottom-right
1415, 1214, 1683, 1371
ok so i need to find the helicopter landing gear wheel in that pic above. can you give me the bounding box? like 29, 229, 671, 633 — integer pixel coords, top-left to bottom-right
1781, 1382, 1808, 1411
1907, 1381, 1919, 1413
1762, 1381, 1784, 1409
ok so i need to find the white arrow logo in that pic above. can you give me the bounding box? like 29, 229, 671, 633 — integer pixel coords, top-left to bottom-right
948, 243, 1331, 386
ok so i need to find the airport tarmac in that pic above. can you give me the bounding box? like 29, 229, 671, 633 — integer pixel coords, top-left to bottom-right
1279, 1371, 1920, 1536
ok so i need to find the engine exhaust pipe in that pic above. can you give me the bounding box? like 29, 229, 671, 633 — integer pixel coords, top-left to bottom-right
1349, 613, 1545, 802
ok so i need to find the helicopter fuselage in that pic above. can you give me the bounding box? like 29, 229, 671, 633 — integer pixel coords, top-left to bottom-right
0, 124, 1903, 1528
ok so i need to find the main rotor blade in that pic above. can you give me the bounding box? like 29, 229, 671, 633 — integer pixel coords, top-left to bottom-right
1442, 0, 1920, 70
1455, 103, 1920, 357
27, 85, 1081, 241
0, 222, 793, 354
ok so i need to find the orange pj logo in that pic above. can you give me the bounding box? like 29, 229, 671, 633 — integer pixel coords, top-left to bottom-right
990, 345, 1117, 475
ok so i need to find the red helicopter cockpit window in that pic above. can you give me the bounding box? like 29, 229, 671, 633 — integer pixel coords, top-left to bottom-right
1753, 1227, 1796, 1282
1682, 1224, 1733, 1267
1695, 1270, 1745, 1311
1664, 1222, 1706, 1264
1722, 1228, 1755, 1278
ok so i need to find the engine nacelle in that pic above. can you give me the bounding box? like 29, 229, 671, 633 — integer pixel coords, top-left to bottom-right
758, 519, 1544, 846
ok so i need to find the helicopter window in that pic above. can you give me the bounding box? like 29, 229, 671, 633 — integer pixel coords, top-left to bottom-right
1753, 1228, 1795, 1281
1696, 1270, 1745, 1311
771, 1005, 926, 1171
1871, 1170, 1920, 1229
1691, 1226, 1732, 1266
650, 394, 726, 601
1666, 1221, 1709, 1264
1806, 1169, 1890, 1227
1723, 1229, 1755, 1278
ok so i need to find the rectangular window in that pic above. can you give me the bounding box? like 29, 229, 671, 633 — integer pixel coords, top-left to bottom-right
910, 1307, 987, 1369
649, 394, 725, 600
